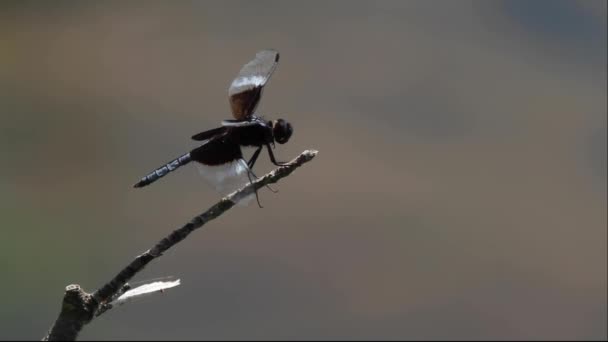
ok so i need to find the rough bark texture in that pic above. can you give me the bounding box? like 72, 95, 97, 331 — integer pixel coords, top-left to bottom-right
42, 285, 95, 341
42, 149, 318, 341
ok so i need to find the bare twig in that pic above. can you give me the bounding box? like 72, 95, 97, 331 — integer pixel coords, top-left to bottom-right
42, 149, 318, 341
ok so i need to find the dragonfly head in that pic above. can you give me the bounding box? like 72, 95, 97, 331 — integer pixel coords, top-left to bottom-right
272, 119, 293, 144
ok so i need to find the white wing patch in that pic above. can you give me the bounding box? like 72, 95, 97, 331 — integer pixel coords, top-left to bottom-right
230, 75, 266, 89
221, 120, 263, 127
196, 159, 254, 206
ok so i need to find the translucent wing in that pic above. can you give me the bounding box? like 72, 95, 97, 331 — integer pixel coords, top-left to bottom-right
228, 49, 280, 121
195, 159, 255, 206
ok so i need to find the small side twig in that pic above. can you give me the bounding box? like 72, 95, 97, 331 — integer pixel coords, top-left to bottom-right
42, 149, 318, 341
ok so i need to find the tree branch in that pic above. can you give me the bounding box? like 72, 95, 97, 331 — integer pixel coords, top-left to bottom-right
42, 149, 318, 341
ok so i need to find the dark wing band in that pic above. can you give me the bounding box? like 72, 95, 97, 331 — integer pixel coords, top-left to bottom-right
228, 49, 280, 120
191, 126, 227, 141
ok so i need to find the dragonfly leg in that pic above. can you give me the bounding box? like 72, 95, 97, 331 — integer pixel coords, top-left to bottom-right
247, 147, 262, 169
266, 144, 289, 166
248, 166, 279, 194
246, 147, 278, 193
245, 165, 263, 208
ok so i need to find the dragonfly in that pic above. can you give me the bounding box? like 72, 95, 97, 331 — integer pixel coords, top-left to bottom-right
133, 49, 293, 207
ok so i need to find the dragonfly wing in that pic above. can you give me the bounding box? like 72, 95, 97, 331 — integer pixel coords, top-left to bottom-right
195, 159, 255, 206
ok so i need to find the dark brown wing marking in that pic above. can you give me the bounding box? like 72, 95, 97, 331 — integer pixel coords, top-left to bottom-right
228, 49, 280, 120
191, 126, 228, 141
190, 136, 243, 166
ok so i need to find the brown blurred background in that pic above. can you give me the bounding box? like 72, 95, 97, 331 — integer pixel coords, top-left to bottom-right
1, 1, 606, 340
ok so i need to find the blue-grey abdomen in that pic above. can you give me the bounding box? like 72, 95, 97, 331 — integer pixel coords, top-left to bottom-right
133, 153, 192, 188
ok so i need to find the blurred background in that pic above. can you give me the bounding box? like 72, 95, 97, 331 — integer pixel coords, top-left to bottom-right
1, 0, 606, 340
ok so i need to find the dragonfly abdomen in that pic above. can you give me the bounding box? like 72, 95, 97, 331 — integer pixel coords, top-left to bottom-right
133, 152, 192, 188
